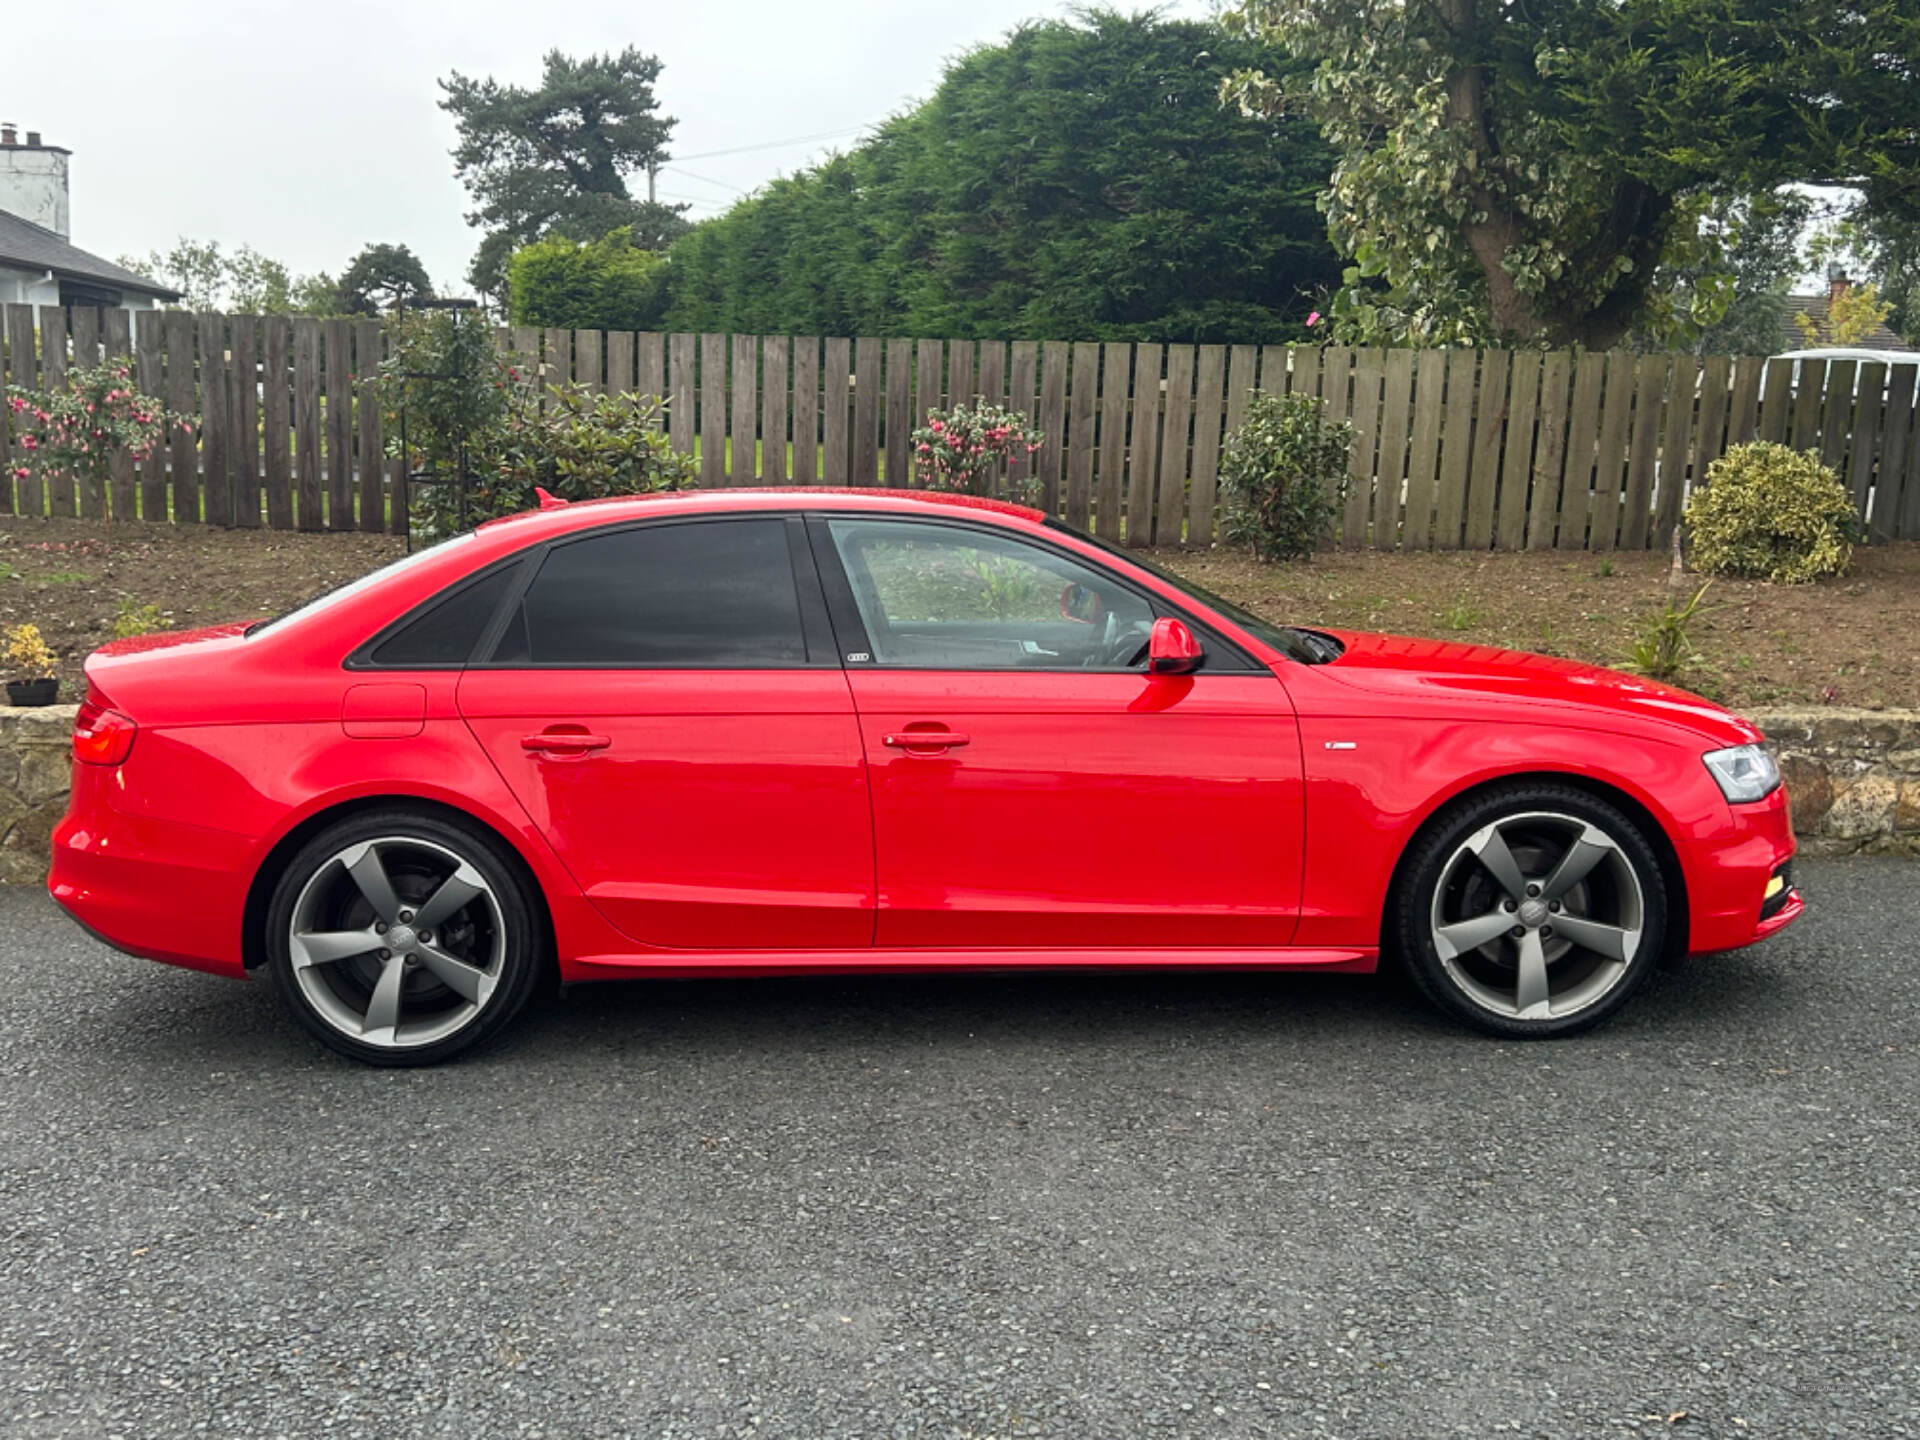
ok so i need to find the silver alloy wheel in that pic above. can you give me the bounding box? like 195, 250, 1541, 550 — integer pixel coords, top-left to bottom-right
287, 836, 506, 1051
1428, 810, 1645, 1022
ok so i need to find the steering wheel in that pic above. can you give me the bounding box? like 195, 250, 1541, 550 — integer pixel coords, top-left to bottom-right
1087, 612, 1151, 668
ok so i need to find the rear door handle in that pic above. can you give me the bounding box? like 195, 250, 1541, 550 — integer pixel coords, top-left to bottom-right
521, 731, 612, 755
883, 730, 970, 751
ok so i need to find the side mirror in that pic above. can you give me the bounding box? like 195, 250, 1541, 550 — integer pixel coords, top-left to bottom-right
1060, 581, 1103, 625
1148, 617, 1204, 675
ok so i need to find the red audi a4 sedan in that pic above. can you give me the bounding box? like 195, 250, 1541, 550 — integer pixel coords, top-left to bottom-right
50, 489, 1800, 1064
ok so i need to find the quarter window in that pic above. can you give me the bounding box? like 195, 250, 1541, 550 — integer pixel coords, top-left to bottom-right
825, 518, 1157, 671
367, 563, 520, 668
492, 519, 807, 667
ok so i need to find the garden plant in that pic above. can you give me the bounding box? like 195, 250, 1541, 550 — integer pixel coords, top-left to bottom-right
1218, 390, 1353, 562
4, 623, 58, 706
911, 402, 1044, 501
5, 360, 188, 519
378, 308, 693, 538
1685, 441, 1855, 585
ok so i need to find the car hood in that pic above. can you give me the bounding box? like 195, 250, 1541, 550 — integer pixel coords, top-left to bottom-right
1305, 630, 1759, 746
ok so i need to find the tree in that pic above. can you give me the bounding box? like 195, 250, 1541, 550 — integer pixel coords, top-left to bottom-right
121, 238, 225, 310
117, 238, 340, 314
507, 228, 669, 332
1221, 0, 1920, 348
1634, 189, 1812, 355
662, 13, 1342, 343
226, 247, 296, 314
337, 243, 434, 314
1800, 212, 1920, 345
440, 48, 690, 301
1794, 281, 1893, 348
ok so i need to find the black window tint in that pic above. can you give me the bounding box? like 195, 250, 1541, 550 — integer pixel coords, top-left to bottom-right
368, 563, 519, 667
507, 520, 806, 667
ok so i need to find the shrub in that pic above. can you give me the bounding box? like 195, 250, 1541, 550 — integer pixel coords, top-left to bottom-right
6, 360, 187, 517
481, 382, 695, 521
1218, 390, 1353, 561
507, 228, 670, 333
911, 402, 1044, 499
5, 623, 54, 681
1686, 441, 1855, 584
113, 600, 170, 639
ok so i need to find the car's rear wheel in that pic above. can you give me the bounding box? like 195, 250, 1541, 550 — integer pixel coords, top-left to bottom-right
1395, 784, 1668, 1038
264, 810, 544, 1066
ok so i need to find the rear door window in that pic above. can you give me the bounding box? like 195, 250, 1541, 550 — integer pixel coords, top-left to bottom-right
491, 519, 809, 668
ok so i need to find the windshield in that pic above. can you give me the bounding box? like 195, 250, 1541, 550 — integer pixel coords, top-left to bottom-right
1047, 520, 1343, 664
246, 533, 478, 637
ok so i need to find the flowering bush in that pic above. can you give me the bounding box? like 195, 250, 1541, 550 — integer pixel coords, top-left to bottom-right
911, 402, 1043, 499
1686, 441, 1855, 584
1219, 390, 1353, 562
6, 360, 187, 514
4, 624, 55, 681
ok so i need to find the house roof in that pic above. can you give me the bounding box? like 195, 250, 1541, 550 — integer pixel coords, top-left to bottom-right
0, 207, 181, 301
1779, 293, 1906, 353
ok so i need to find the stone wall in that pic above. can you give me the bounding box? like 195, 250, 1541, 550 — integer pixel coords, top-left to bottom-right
0, 704, 78, 885
1752, 709, 1920, 857
0, 704, 1911, 885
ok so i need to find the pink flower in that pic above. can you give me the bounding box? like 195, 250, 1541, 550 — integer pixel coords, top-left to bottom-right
1307, 311, 1322, 327
929, 419, 945, 433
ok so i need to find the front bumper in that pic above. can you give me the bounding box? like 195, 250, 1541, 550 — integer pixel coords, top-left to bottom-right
1685, 787, 1802, 953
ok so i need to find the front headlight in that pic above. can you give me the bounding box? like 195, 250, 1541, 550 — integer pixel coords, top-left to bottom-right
1703, 743, 1781, 803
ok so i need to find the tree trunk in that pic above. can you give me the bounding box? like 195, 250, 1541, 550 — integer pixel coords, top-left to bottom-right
1439, 0, 1674, 350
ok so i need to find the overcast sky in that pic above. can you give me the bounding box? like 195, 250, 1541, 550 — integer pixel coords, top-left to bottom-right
10, 0, 1210, 294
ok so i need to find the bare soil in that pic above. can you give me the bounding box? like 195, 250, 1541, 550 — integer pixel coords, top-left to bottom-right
1, 511, 1912, 713
1153, 541, 1920, 712
0, 515, 403, 696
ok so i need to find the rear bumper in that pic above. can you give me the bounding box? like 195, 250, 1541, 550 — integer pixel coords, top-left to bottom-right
1684, 787, 1801, 954
48, 770, 252, 980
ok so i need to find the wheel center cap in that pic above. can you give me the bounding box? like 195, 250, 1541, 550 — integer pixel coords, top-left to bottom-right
1517, 899, 1548, 928
387, 924, 418, 952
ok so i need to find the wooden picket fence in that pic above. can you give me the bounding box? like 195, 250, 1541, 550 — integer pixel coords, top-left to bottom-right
5, 304, 1920, 548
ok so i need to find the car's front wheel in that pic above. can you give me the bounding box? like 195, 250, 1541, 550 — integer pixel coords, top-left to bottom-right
1395, 784, 1669, 1038
264, 810, 545, 1065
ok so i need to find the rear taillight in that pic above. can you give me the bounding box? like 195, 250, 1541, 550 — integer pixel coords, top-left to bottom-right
73, 701, 136, 766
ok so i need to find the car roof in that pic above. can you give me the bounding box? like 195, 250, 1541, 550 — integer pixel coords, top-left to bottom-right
474, 486, 1045, 543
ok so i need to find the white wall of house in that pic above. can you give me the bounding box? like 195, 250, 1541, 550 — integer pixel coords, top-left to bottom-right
0, 264, 60, 309
0, 266, 164, 312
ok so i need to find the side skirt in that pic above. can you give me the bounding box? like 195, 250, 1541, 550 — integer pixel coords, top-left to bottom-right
559, 946, 1378, 983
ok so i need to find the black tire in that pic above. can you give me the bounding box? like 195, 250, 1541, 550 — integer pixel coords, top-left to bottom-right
264, 809, 546, 1066
1392, 782, 1669, 1039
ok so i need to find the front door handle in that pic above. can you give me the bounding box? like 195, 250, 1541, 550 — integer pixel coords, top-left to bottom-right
522, 730, 612, 755
883, 729, 970, 751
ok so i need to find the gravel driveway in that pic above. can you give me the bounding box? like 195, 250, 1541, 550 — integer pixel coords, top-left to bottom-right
3, 859, 1916, 1439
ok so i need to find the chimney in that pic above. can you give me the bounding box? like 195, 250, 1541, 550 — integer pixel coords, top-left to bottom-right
1829, 272, 1852, 307
0, 126, 70, 238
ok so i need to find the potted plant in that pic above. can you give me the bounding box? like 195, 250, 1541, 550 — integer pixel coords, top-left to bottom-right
5, 624, 58, 706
